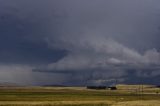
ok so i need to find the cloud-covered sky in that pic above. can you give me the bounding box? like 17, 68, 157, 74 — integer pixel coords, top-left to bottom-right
0, 0, 160, 85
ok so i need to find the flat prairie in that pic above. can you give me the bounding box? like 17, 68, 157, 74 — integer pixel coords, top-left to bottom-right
0, 85, 159, 106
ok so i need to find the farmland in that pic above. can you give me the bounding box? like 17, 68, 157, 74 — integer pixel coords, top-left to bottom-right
0, 85, 159, 106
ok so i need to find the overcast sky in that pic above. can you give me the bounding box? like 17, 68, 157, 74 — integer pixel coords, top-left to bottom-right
0, 0, 160, 86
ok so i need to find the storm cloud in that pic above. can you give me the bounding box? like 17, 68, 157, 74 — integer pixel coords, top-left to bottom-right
0, 0, 160, 85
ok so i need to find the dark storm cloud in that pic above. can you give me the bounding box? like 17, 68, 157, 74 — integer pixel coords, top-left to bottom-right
0, 0, 67, 85
0, 0, 66, 65
0, 0, 160, 85
44, 0, 160, 85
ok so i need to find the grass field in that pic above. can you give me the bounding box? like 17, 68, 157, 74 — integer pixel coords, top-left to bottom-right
0, 85, 159, 106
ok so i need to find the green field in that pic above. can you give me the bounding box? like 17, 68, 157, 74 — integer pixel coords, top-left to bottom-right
0, 85, 159, 106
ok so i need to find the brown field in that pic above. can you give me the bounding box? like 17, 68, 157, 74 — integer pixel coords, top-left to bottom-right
0, 85, 159, 106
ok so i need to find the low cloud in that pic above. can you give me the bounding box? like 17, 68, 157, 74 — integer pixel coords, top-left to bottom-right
42, 37, 160, 85
47, 37, 160, 70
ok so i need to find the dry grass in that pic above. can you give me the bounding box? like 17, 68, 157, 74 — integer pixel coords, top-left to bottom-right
0, 85, 159, 106
113, 100, 160, 106
0, 100, 159, 106
0, 101, 113, 106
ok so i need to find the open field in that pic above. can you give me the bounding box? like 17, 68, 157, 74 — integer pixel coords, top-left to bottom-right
0, 85, 159, 106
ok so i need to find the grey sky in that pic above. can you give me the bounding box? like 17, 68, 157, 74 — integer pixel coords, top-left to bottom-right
0, 0, 160, 85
